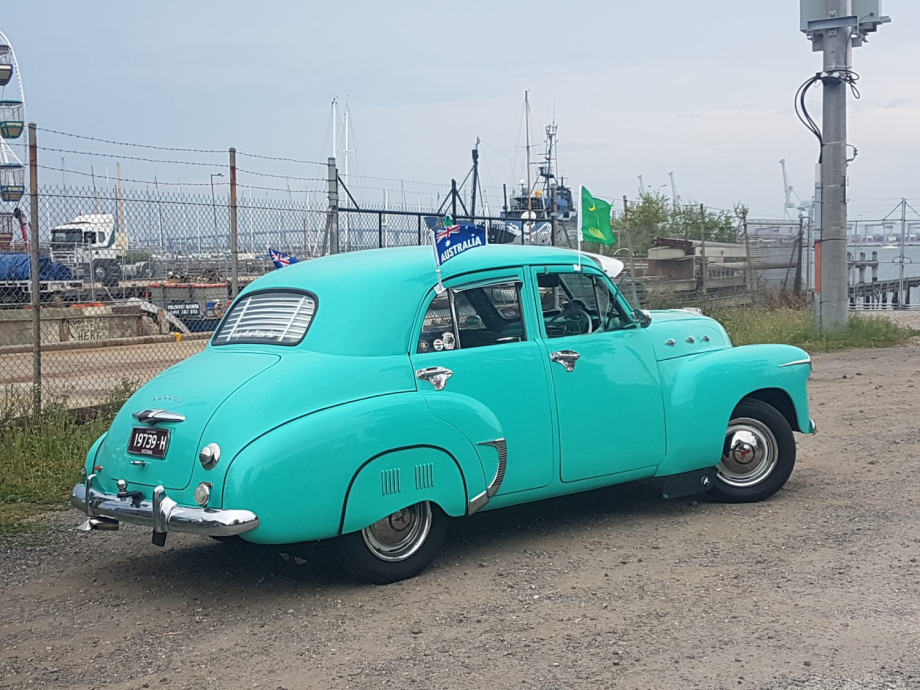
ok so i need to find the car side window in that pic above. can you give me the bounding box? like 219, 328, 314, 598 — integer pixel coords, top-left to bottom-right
453, 282, 525, 349
538, 271, 629, 338
416, 281, 526, 353
417, 291, 456, 354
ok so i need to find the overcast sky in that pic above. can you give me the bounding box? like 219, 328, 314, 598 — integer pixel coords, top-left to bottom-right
3, 0, 918, 219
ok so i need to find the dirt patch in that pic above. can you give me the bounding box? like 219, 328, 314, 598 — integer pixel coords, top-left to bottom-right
2, 346, 920, 689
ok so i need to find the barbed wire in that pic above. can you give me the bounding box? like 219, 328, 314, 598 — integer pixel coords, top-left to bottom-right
36, 127, 226, 154
38, 164, 213, 186
37, 146, 226, 168
236, 168, 324, 182
235, 151, 325, 166
36, 165, 326, 195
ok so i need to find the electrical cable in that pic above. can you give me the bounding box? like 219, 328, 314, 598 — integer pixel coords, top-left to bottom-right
795, 74, 824, 156
795, 69, 861, 163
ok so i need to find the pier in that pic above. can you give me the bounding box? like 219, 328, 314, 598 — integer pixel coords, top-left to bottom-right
848, 250, 919, 308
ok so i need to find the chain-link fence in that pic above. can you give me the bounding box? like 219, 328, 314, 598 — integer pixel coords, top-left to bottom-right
13, 177, 912, 413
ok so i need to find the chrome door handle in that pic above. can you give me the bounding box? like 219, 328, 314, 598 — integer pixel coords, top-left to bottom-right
415, 366, 453, 391
550, 350, 580, 372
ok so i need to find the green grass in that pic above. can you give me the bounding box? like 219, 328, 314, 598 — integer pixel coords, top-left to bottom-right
0, 381, 137, 533
713, 308, 918, 351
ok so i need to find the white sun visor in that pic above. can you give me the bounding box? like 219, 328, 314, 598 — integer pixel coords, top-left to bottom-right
584, 253, 625, 279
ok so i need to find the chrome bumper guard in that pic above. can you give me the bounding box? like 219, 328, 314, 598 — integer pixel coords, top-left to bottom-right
72, 475, 259, 539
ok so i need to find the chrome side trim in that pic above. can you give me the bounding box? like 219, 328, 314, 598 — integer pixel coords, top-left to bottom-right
478, 438, 508, 498
778, 358, 812, 368
132, 409, 186, 424
468, 438, 509, 516
467, 490, 489, 515
72, 482, 259, 537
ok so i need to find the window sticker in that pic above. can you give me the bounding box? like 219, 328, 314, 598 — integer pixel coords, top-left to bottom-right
419, 340, 430, 352
442, 332, 456, 350
433, 338, 444, 351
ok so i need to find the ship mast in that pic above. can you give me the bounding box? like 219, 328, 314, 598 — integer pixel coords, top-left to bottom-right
525, 91, 532, 244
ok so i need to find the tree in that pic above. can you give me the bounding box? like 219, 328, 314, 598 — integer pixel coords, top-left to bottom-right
610, 192, 740, 254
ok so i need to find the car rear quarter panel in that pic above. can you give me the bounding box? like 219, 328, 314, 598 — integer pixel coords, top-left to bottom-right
220, 394, 492, 544
655, 344, 812, 477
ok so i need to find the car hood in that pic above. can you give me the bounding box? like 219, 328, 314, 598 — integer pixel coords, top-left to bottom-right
645, 310, 732, 361
95, 347, 415, 493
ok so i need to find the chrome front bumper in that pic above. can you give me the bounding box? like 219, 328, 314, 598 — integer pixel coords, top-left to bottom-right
72, 476, 259, 539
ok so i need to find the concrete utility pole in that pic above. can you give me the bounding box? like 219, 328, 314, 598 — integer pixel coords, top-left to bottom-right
801, 0, 889, 328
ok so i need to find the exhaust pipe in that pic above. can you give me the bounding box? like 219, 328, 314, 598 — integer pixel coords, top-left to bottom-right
77, 517, 120, 532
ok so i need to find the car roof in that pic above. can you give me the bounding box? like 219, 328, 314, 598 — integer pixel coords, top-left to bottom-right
247, 244, 589, 291
233, 245, 600, 357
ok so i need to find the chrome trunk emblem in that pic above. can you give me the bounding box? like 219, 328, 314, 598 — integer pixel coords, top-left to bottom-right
132, 409, 186, 425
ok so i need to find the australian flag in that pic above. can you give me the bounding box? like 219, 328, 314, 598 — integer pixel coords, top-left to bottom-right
433, 221, 486, 266
269, 248, 299, 269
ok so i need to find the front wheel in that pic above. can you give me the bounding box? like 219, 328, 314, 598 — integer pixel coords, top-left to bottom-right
335, 501, 448, 584
710, 399, 797, 503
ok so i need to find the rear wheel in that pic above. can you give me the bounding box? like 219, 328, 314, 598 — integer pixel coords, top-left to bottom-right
711, 399, 796, 503
336, 501, 448, 584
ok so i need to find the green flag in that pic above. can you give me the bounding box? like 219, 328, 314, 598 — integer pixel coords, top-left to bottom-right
580, 187, 616, 246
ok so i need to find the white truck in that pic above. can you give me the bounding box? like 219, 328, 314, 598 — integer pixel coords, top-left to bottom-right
49, 213, 123, 286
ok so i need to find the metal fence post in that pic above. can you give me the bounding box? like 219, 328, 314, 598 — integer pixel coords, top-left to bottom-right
28, 122, 41, 417
229, 147, 239, 298
326, 157, 339, 254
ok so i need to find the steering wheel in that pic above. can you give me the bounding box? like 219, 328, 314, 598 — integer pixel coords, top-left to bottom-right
546, 308, 593, 335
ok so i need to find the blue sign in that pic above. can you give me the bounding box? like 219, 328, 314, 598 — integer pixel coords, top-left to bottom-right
433, 222, 486, 265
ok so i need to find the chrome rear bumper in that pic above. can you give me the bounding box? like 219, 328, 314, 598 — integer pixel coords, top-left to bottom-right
72, 476, 259, 539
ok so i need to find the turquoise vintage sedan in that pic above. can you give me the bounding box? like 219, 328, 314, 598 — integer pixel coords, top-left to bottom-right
73, 245, 815, 583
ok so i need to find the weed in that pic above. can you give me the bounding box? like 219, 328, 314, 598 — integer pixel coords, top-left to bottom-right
712, 308, 917, 351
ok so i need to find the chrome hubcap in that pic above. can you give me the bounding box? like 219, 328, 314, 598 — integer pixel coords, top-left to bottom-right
717, 417, 778, 488
361, 502, 432, 562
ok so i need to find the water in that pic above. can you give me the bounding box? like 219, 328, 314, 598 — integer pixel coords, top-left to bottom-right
849, 244, 920, 282
845, 244, 920, 310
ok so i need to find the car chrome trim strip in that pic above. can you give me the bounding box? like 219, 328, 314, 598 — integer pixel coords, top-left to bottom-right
467, 490, 489, 515
478, 438, 508, 498
132, 408, 186, 425
778, 358, 812, 368
72, 481, 259, 538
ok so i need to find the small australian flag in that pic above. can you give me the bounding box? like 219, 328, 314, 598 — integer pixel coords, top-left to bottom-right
433, 218, 486, 266
269, 248, 299, 269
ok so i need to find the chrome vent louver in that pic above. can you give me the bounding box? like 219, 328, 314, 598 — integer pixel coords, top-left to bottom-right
213, 291, 316, 346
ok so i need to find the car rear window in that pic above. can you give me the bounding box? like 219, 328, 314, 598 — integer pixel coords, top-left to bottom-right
213, 290, 317, 346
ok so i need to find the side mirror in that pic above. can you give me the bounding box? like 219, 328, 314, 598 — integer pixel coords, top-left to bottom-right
633, 309, 652, 328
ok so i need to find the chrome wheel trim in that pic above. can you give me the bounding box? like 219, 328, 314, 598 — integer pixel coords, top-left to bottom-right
717, 417, 779, 488
361, 502, 433, 563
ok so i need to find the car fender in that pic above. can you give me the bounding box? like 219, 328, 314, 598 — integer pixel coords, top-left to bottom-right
221, 394, 488, 544
655, 344, 812, 477
421, 391, 506, 494
339, 446, 467, 535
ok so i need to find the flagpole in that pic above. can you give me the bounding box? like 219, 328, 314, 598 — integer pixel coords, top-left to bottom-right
576, 185, 583, 272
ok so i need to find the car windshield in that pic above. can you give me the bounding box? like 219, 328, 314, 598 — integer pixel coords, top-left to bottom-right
213, 290, 316, 346
51, 230, 85, 243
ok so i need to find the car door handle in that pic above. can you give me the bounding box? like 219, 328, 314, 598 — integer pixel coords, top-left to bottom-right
550, 350, 580, 372
415, 366, 453, 391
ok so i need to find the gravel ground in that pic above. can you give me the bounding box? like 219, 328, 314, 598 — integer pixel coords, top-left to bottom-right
858, 309, 920, 330
2, 345, 920, 689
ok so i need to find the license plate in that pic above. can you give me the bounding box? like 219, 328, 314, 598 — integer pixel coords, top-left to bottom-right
128, 427, 171, 459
